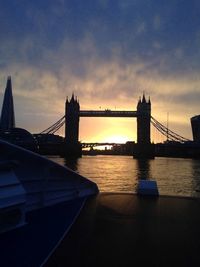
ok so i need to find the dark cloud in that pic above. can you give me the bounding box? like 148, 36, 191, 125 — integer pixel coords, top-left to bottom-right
1, 0, 200, 72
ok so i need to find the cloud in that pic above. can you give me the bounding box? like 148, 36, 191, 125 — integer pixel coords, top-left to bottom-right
136, 22, 146, 34
1, 42, 198, 139
153, 15, 161, 30
0, 0, 200, 140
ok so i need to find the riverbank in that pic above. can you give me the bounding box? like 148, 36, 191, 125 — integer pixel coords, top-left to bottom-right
44, 193, 200, 266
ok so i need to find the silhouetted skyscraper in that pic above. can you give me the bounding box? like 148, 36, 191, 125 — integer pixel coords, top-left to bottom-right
0, 76, 15, 130
191, 115, 200, 142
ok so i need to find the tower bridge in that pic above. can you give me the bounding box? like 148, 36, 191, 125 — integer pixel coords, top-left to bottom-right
64, 93, 153, 158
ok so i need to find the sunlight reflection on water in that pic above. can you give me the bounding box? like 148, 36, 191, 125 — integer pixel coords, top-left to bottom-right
48, 155, 200, 198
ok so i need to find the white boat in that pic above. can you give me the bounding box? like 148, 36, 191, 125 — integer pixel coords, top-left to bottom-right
0, 139, 98, 266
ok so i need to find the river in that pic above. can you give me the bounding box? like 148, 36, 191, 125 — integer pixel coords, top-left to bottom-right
48, 155, 200, 198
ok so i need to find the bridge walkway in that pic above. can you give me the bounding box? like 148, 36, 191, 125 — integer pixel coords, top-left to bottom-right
79, 110, 137, 117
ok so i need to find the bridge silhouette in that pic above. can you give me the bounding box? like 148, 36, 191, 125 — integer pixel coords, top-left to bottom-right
40, 107, 190, 143
38, 93, 191, 158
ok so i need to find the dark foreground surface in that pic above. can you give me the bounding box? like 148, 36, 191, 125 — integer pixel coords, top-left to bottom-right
45, 193, 200, 267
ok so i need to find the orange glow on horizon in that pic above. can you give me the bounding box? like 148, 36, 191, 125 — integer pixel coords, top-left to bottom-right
98, 135, 132, 144
80, 134, 135, 143
79, 117, 136, 143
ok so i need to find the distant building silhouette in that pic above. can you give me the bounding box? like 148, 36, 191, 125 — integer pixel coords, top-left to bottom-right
0, 76, 38, 151
0, 127, 38, 151
191, 115, 200, 142
0, 76, 15, 130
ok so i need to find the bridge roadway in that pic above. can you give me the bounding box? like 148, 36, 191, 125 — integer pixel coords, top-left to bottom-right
79, 110, 137, 117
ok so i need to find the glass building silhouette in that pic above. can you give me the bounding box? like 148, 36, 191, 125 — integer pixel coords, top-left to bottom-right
191, 115, 200, 142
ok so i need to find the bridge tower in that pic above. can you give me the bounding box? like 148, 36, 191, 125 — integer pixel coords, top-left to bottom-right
137, 94, 151, 144
64, 94, 81, 157
65, 94, 80, 142
134, 94, 154, 158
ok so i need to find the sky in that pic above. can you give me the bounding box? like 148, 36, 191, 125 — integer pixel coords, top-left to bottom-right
0, 0, 200, 143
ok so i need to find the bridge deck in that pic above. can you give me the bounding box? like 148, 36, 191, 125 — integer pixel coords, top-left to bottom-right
79, 110, 137, 117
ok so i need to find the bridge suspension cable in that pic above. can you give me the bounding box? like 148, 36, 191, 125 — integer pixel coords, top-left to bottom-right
39, 114, 191, 143
39, 115, 65, 134
151, 116, 191, 143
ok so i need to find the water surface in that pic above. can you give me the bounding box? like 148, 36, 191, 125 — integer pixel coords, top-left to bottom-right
49, 155, 200, 198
